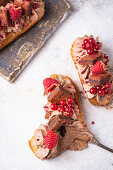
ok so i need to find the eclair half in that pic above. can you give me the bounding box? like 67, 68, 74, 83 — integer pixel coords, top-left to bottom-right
29, 74, 93, 160
71, 35, 113, 106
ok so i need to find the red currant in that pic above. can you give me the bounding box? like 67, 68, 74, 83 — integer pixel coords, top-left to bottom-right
58, 106, 64, 112
98, 89, 105, 96
60, 100, 66, 106
87, 49, 94, 55
64, 104, 68, 109
105, 82, 111, 89
32, 3, 39, 9
50, 103, 58, 110
104, 61, 108, 65
65, 106, 71, 113
89, 38, 95, 44
91, 121, 95, 125
103, 88, 111, 95
67, 112, 73, 116
95, 44, 100, 51
83, 39, 89, 44
95, 85, 102, 90
69, 103, 75, 109
104, 55, 108, 59
67, 97, 73, 104
82, 43, 86, 50
86, 42, 93, 49
90, 87, 97, 94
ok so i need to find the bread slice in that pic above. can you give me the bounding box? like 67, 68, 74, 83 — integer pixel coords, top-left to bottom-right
0, 0, 45, 50
71, 36, 113, 106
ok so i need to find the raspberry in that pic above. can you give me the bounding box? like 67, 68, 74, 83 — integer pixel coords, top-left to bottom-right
44, 131, 58, 149
9, 5, 22, 21
43, 78, 58, 91
91, 61, 106, 74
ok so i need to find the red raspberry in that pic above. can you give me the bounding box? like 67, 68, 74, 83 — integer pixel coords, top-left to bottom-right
91, 61, 106, 74
43, 78, 58, 91
44, 131, 58, 149
9, 5, 22, 21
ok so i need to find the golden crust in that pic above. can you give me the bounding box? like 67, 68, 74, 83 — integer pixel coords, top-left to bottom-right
71, 40, 112, 106
28, 136, 39, 158
0, 0, 45, 50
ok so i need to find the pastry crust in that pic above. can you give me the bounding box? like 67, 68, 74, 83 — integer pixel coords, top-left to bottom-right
0, 0, 45, 50
28, 74, 85, 158
71, 39, 113, 106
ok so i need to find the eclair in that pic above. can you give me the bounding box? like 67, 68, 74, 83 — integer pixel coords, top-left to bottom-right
71, 35, 113, 106
0, 0, 44, 50
28, 74, 93, 159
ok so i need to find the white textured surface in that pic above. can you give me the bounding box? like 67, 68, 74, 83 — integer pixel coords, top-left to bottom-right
0, 0, 113, 169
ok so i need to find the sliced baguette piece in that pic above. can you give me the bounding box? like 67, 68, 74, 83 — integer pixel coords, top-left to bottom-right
71, 36, 113, 106
0, 0, 45, 50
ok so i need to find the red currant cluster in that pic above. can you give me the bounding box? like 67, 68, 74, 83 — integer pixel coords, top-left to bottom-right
82, 38, 100, 55
90, 82, 112, 96
50, 97, 75, 116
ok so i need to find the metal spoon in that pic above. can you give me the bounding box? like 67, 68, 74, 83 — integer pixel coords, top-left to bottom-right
93, 138, 113, 153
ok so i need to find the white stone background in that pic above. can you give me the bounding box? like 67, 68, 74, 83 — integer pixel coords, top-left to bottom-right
0, 0, 113, 169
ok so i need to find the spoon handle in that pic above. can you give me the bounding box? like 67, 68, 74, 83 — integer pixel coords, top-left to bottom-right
93, 138, 113, 153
